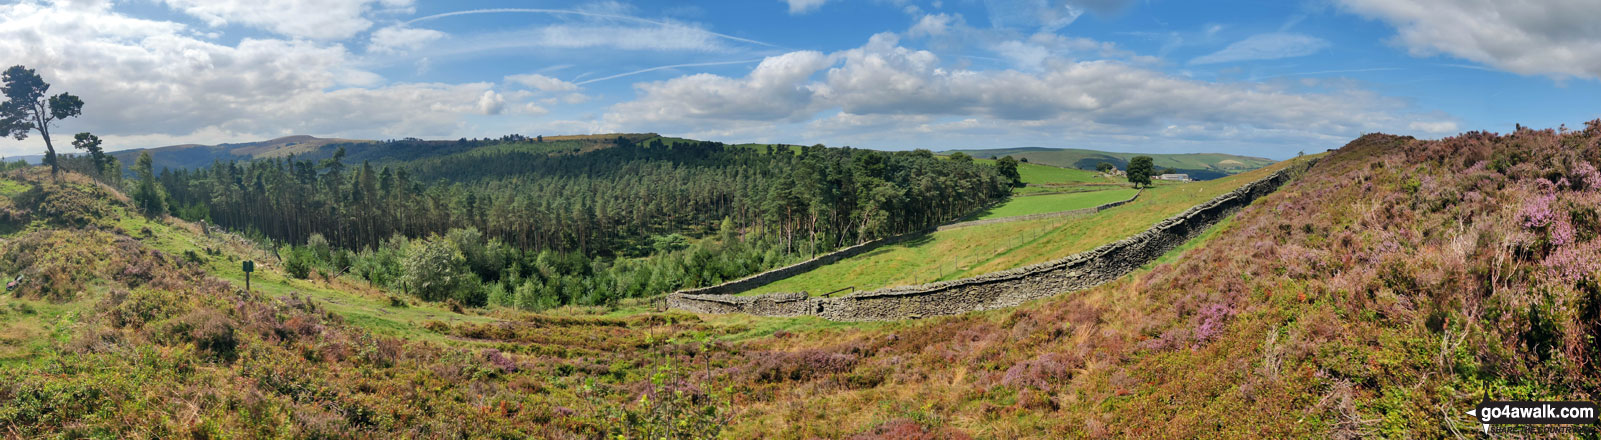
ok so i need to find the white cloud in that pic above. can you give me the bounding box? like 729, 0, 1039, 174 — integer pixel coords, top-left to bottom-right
505, 74, 580, 92
0, 1, 501, 154
533, 25, 723, 51
1063, 0, 1136, 14
158, 0, 412, 40
1338, 0, 1601, 80
607, 51, 831, 125
1190, 33, 1330, 65
1408, 120, 1458, 134
904, 11, 1148, 69
992, 40, 1052, 71
368, 26, 445, 54
403, 6, 774, 49
978, 0, 1133, 32
784, 0, 828, 15
989, 33, 1126, 70
477, 90, 505, 115
908, 13, 956, 37
605, 32, 1451, 155
518, 103, 550, 116
427, 24, 731, 57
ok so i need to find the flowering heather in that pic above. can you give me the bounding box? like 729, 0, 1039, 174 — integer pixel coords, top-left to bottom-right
1191, 302, 1234, 345
3, 124, 1601, 438
1521, 191, 1557, 228
1000, 352, 1077, 389
482, 348, 518, 373
1575, 160, 1601, 191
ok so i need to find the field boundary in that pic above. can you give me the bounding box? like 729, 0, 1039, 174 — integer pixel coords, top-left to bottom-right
668, 158, 1317, 321
936, 190, 1140, 232
668, 229, 940, 296
669, 188, 1142, 297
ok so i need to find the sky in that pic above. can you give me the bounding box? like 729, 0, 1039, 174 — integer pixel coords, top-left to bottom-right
1, 0, 1599, 159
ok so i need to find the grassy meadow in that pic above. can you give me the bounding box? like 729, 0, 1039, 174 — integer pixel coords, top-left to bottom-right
1, 127, 1597, 438
744, 155, 1312, 296
973, 188, 1139, 220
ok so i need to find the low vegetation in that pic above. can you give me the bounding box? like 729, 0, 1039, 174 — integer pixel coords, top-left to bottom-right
748, 157, 1307, 295
158, 139, 1010, 311
974, 188, 1138, 220
0, 122, 1596, 438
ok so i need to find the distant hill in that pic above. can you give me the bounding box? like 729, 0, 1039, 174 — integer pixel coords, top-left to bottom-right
940, 147, 1276, 180
99, 135, 369, 172
94, 133, 660, 174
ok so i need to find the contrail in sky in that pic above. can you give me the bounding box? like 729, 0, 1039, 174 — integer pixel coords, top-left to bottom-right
575, 59, 766, 85
405, 8, 778, 48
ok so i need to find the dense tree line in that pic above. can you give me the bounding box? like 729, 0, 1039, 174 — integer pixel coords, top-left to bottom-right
161, 137, 1010, 308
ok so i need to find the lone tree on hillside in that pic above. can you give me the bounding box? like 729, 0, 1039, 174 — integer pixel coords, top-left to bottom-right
995, 155, 1021, 187
71, 132, 109, 177
1127, 156, 1154, 188
1096, 161, 1116, 173
0, 65, 83, 178
132, 151, 166, 216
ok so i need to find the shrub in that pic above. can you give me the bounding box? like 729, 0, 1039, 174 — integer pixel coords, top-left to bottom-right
282, 246, 314, 279
173, 308, 238, 362
1001, 352, 1078, 390
483, 348, 518, 373
399, 236, 476, 303
747, 349, 858, 383
847, 419, 973, 440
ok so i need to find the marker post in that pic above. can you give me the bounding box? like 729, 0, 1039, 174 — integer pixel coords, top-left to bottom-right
242, 260, 254, 292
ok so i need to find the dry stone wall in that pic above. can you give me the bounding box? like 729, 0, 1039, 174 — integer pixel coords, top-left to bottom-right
673, 188, 1140, 297
667, 159, 1316, 321
935, 191, 1140, 231
670, 228, 936, 296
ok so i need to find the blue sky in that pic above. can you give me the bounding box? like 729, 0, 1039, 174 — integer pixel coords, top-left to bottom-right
2, 0, 1599, 159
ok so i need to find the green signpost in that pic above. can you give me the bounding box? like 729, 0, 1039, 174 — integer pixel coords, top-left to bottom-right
242, 260, 254, 292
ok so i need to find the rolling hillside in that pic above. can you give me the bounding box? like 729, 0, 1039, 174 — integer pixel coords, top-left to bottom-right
103, 135, 369, 171
946, 147, 1276, 180
745, 157, 1309, 296
93, 133, 663, 174
0, 125, 1597, 437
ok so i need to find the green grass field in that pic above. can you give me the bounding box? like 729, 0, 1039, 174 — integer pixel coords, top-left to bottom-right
952, 147, 1276, 175
743, 156, 1312, 296
973, 188, 1138, 220
998, 160, 1108, 185
973, 158, 1123, 196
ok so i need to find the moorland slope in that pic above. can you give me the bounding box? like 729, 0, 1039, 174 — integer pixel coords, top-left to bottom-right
1, 124, 1597, 438
945, 147, 1276, 180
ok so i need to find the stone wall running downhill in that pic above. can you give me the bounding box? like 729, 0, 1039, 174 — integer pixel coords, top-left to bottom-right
670, 231, 935, 296
667, 159, 1317, 321
673, 187, 1141, 297
935, 190, 1140, 232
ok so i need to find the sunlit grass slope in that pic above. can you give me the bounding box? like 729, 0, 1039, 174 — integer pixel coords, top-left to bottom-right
745, 155, 1312, 295
6, 127, 1594, 438
974, 188, 1139, 220
0, 166, 899, 437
